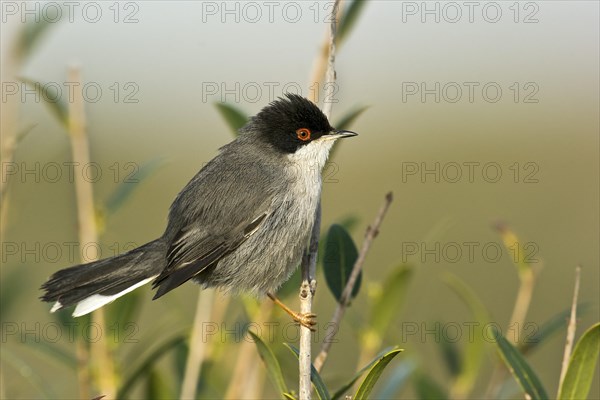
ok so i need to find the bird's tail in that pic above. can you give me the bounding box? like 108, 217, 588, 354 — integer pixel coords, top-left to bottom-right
40, 239, 166, 317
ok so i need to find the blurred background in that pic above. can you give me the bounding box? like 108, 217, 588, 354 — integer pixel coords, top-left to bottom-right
1, 1, 598, 399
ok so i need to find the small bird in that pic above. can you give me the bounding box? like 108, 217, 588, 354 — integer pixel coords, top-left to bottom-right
40, 94, 357, 328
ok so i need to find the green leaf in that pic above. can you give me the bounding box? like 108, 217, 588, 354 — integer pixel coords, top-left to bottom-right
284, 343, 331, 400
104, 158, 163, 215
443, 273, 491, 398
338, 0, 368, 44
117, 335, 186, 399
332, 346, 394, 400
145, 368, 173, 399
215, 103, 248, 135
495, 223, 536, 280
374, 360, 416, 399
333, 106, 368, 131
0, 347, 57, 399
23, 335, 77, 368
493, 327, 549, 400
413, 373, 448, 400
354, 348, 403, 399
337, 214, 360, 232
283, 393, 297, 400
520, 303, 590, 355
248, 331, 288, 396
438, 322, 461, 378
19, 77, 68, 127
173, 339, 189, 383
16, 9, 59, 60
369, 264, 413, 339
558, 323, 600, 400
323, 224, 361, 302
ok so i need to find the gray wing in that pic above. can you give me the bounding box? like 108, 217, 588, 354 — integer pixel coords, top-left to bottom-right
152, 146, 278, 298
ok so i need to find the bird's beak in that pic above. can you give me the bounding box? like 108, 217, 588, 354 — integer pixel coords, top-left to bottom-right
322, 129, 358, 140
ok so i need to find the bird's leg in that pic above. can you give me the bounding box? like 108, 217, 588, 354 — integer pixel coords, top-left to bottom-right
267, 292, 316, 331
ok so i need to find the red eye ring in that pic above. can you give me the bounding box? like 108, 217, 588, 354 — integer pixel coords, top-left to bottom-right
296, 128, 311, 141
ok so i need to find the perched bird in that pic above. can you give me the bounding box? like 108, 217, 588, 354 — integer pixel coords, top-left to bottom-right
40, 94, 357, 328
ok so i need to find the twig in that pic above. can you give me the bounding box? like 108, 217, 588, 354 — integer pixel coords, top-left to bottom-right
558, 265, 581, 393
299, 1, 341, 399
67, 66, 115, 398
313, 192, 393, 373
180, 289, 215, 400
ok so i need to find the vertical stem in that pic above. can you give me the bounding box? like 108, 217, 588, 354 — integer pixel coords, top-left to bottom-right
558, 266, 581, 392
67, 66, 115, 398
179, 289, 214, 400
299, 2, 341, 398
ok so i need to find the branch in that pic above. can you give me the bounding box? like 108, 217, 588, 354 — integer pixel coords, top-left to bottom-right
67, 66, 115, 398
299, 1, 341, 399
314, 192, 394, 373
179, 290, 214, 400
558, 265, 581, 393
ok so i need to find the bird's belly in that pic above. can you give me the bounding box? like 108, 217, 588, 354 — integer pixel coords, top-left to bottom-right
202, 174, 321, 295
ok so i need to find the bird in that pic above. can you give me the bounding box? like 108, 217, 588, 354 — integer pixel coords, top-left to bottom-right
40, 93, 357, 328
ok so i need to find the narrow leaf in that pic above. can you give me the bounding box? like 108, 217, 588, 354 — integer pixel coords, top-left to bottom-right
338, 214, 360, 232
323, 224, 361, 302
117, 335, 186, 399
19, 77, 68, 127
248, 331, 288, 395
443, 273, 491, 398
354, 348, 403, 400
332, 346, 395, 400
145, 368, 173, 399
493, 327, 549, 400
215, 103, 248, 135
374, 360, 416, 399
558, 323, 600, 400
520, 304, 590, 354
16, 10, 59, 60
333, 106, 368, 131
369, 264, 413, 338
285, 343, 331, 400
495, 223, 537, 279
338, 0, 368, 44
438, 322, 462, 378
413, 373, 448, 400
24, 336, 77, 368
104, 158, 163, 215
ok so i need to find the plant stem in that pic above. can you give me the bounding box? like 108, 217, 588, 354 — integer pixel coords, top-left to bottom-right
558, 265, 581, 395
298, 1, 341, 398
67, 66, 115, 398
180, 289, 215, 400
313, 192, 393, 373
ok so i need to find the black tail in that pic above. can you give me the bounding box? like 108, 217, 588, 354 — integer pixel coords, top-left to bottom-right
40, 239, 166, 316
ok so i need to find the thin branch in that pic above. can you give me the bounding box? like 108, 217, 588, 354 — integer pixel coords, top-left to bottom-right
180, 289, 215, 400
67, 66, 115, 398
314, 192, 394, 373
558, 265, 581, 394
299, 1, 341, 398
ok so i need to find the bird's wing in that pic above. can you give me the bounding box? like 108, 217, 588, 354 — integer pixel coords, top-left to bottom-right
152, 150, 278, 299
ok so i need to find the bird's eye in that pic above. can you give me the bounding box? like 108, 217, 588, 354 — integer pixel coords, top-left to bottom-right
296, 128, 311, 141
